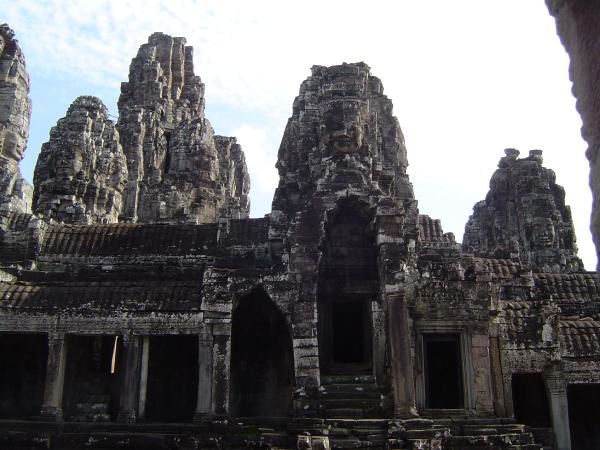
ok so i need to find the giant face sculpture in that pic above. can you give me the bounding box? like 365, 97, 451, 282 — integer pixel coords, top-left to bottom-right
0, 130, 23, 162
530, 217, 557, 249
320, 100, 366, 156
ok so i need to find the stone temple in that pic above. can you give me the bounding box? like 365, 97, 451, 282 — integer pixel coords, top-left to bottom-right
0, 26, 599, 450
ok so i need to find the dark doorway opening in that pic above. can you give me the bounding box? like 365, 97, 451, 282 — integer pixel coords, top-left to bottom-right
424, 334, 464, 409
332, 301, 366, 364
63, 335, 121, 421
511, 373, 551, 427
318, 203, 377, 375
230, 288, 294, 417
0, 333, 48, 419
568, 384, 600, 450
145, 335, 198, 423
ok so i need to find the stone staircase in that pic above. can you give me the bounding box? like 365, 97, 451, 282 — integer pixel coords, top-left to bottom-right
318, 375, 391, 419
326, 418, 389, 449
442, 419, 544, 450
67, 379, 112, 422
0, 416, 549, 450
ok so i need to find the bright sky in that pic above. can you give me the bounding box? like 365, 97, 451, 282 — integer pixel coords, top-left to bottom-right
5, 0, 596, 269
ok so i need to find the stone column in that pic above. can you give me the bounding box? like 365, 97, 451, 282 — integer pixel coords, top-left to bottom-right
211, 324, 231, 416
544, 365, 572, 450
387, 294, 417, 417
137, 336, 150, 420
40, 332, 68, 421
117, 334, 142, 423
194, 333, 213, 421
488, 326, 506, 416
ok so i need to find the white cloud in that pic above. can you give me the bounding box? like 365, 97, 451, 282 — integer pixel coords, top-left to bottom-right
4, 0, 596, 268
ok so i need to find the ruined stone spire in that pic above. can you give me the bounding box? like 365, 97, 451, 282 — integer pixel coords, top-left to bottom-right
32, 96, 127, 224
272, 62, 414, 219
463, 148, 584, 272
0, 24, 32, 213
117, 32, 250, 223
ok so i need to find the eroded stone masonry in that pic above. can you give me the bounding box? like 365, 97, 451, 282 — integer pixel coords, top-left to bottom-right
0, 26, 599, 450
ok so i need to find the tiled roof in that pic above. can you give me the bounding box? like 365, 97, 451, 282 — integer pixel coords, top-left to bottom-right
471, 257, 522, 278
533, 273, 600, 303
5, 212, 34, 230
0, 280, 202, 312
40, 223, 218, 257
560, 319, 600, 356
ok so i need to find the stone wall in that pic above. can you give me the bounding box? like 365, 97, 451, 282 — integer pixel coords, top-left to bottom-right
547, 0, 600, 272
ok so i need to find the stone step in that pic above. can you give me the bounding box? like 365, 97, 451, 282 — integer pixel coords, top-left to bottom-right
324, 418, 388, 428
74, 402, 110, 413
320, 382, 383, 392
405, 428, 449, 440
322, 375, 375, 385
444, 447, 542, 450
328, 437, 383, 449
400, 418, 435, 430
461, 423, 526, 435
445, 432, 535, 447
68, 413, 111, 422
325, 408, 365, 419
320, 385, 384, 395
319, 398, 384, 409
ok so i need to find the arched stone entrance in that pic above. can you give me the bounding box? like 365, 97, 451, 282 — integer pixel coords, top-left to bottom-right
229, 288, 294, 417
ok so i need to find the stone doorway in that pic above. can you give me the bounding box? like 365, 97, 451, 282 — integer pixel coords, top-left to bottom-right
229, 288, 294, 417
145, 335, 198, 422
320, 298, 373, 373
318, 203, 378, 375
0, 333, 47, 419
423, 334, 464, 409
568, 384, 600, 450
511, 373, 551, 427
63, 335, 121, 421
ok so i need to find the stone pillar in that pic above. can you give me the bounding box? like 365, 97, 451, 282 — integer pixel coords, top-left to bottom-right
544, 365, 572, 450
117, 334, 142, 423
488, 325, 506, 416
40, 332, 68, 421
137, 336, 150, 419
211, 324, 231, 416
194, 333, 213, 421
387, 294, 417, 417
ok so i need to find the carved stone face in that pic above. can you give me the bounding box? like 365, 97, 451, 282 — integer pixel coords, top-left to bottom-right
55, 149, 82, 180
321, 100, 365, 156
0, 130, 23, 162
531, 217, 556, 249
